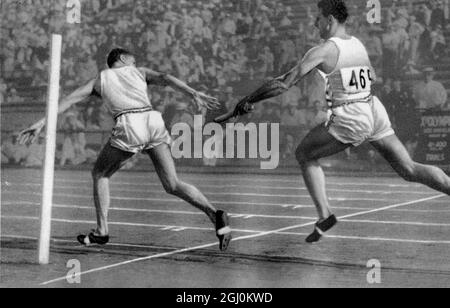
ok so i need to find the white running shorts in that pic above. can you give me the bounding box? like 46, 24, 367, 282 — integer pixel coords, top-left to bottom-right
326, 96, 395, 146
110, 111, 173, 153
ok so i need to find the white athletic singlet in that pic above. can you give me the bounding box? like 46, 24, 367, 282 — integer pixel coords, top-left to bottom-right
100, 66, 172, 154
100, 66, 152, 118
319, 36, 373, 106
318, 36, 394, 146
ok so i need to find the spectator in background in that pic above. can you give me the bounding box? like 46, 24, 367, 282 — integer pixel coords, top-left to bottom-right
430, 24, 447, 61
403, 60, 421, 76
413, 67, 448, 110
258, 46, 275, 76
83, 100, 103, 130
386, 0, 397, 25
418, 24, 433, 62
223, 86, 238, 112
278, 32, 297, 73
6, 88, 25, 104
382, 23, 401, 78
408, 15, 425, 64
0, 79, 7, 104
390, 79, 410, 128
380, 78, 395, 114
366, 26, 384, 71
421, 3, 433, 26
281, 101, 305, 127
170, 102, 194, 129
258, 101, 280, 123
307, 100, 328, 129
431, 0, 446, 30
1, 132, 28, 165
281, 134, 295, 160
59, 111, 88, 166
23, 135, 45, 167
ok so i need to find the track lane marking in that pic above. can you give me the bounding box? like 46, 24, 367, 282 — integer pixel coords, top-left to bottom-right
3, 180, 434, 195
2, 189, 418, 203
4, 202, 450, 225
36, 194, 445, 286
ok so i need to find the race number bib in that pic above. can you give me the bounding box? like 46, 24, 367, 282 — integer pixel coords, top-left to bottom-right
340, 66, 373, 93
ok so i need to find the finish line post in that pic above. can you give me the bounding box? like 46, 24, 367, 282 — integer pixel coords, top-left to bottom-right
38, 34, 62, 265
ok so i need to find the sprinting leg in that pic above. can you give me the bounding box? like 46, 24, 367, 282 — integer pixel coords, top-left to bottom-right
296, 124, 351, 220
296, 124, 351, 243
147, 143, 217, 224
371, 135, 450, 195
92, 143, 134, 236
147, 143, 231, 251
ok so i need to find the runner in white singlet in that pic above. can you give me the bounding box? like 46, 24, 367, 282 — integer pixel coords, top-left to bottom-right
320, 35, 394, 146
228, 0, 450, 243
19, 48, 232, 251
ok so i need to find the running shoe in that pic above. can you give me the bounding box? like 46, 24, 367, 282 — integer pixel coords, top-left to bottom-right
306, 215, 338, 243
216, 210, 232, 251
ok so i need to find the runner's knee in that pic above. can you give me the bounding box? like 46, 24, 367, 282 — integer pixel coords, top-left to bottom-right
163, 178, 180, 195
397, 162, 418, 182
91, 168, 111, 180
296, 145, 313, 166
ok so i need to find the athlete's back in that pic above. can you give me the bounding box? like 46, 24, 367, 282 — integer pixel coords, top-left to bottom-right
100, 66, 152, 117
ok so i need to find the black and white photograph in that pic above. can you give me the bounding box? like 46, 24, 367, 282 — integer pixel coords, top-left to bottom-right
1, 0, 450, 290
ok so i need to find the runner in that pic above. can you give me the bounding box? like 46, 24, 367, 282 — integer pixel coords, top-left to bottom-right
217, 0, 450, 243
19, 48, 232, 251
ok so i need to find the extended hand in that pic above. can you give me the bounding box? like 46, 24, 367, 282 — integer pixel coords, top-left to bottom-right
234, 97, 255, 116
18, 119, 45, 145
192, 92, 220, 110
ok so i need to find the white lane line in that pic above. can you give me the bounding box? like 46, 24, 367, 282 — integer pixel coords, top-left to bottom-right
104, 174, 424, 187
278, 233, 450, 245
1, 235, 173, 251
2, 189, 412, 203
4, 172, 422, 187
4, 180, 434, 195
2, 195, 447, 213
4, 233, 450, 250
4, 202, 450, 225
3, 183, 318, 199
1, 215, 233, 233
1, 202, 316, 221
39, 194, 445, 286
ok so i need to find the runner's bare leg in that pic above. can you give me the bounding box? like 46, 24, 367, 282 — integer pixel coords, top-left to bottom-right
92, 143, 134, 236
147, 143, 217, 225
372, 135, 450, 195
296, 124, 351, 220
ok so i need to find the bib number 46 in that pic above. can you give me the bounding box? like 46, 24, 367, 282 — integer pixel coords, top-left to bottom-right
343, 67, 373, 92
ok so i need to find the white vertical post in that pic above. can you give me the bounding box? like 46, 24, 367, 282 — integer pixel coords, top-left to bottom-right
39, 34, 62, 265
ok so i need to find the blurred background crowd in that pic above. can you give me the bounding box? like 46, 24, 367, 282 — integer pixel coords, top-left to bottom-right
2, 0, 450, 169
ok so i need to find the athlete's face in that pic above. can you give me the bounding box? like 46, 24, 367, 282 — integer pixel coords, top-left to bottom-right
315, 10, 331, 39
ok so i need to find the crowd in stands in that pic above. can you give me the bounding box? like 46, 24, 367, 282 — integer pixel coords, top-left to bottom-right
2, 0, 450, 166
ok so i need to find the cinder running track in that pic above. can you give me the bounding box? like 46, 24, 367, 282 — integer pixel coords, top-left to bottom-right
1, 168, 449, 288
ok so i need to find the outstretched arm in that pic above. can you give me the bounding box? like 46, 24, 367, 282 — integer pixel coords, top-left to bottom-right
18, 77, 100, 144
215, 44, 330, 123
139, 67, 219, 110
242, 45, 327, 105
